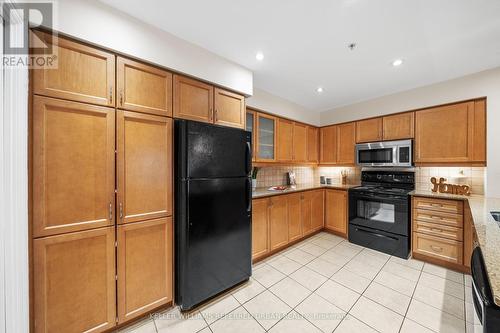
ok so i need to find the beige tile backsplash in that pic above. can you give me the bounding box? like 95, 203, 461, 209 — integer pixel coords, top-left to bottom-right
254, 165, 486, 195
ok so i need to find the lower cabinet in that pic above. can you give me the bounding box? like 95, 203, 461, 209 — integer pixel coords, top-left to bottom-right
325, 189, 348, 236
252, 198, 270, 261
288, 193, 303, 242
301, 191, 314, 236
269, 195, 289, 251
117, 217, 173, 324
311, 190, 325, 231
33, 227, 116, 333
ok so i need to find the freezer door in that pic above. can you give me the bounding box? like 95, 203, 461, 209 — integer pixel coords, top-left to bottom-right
176, 177, 252, 310
177, 120, 252, 179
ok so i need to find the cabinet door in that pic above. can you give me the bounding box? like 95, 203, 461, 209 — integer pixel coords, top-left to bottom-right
337, 122, 356, 165
307, 127, 319, 163
252, 198, 270, 260
277, 118, 294, 162
325, 190, 347, 236
293, 123, 307, 162
301, 192, 313, 236
320, 125, 337, 164
256, 113, 277, 162
34, 227, 116, 333
356, 118, 383, 143
173, 75, 213, 123
33, 96, 115, 237
415, 101, 474, 163
117, 57, 172, 116
214, 88, 246, 129
117, 111, 172, 224
269, 196, 289, 251
32, 31, 115, 106
288, 193, 302, 242
246, 110, 256, 161
383, 112, 414, 141
311, 190, 325, 231
472, 99, 486, 163
117, 217, 173, 323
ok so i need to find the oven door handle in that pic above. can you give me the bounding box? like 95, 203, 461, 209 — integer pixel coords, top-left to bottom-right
354, 227, 399, 241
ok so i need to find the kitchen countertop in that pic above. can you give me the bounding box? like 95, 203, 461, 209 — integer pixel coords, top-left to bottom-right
252, 183, 360, 199
411, 190, 500, 306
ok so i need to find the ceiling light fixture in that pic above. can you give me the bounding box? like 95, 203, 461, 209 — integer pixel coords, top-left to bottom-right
316, 87, 324, 93
392, 59, 403, 67
256, 52, 264, 61
348, 43, 357, 51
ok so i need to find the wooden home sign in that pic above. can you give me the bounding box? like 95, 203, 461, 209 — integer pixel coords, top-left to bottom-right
431, 177, 471, 196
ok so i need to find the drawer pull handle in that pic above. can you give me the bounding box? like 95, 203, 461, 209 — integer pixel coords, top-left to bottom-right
430, 245, 443, 252
430, 203, 442, 207
430, 228, 442, 233
430, 215, 443, 220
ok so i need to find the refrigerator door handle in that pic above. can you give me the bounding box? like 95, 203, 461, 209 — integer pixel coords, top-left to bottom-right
246, 178, 252, 213
245, 141, 252, 175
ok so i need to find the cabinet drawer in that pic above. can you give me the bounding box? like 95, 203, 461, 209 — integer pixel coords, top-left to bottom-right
413, 209, 463, 228
413, 197, 463, 214
413, 232, 463, 265
413, 220, 463, 241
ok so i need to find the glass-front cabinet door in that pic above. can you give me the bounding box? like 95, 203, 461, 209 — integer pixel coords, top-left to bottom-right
256, 113, 276, 161
246, 109, 255, 161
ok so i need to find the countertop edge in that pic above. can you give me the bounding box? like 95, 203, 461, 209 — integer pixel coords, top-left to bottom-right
252, 184, 359, 199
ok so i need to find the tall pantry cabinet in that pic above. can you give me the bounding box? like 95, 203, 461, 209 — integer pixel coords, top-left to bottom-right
31, 31, 173, 332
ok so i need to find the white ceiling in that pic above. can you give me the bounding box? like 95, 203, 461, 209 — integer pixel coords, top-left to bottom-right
99, 0, 500, 112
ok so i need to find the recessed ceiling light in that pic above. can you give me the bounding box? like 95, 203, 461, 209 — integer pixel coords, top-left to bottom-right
392, 59, 403, 67
348, 43, 357, 51
256, 52, 264, 61
316, 87, 324, 93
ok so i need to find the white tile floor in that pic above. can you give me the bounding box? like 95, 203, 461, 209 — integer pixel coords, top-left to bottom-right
119, 232, 483, 333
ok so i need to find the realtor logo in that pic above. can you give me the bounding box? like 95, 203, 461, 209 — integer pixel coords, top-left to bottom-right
2, 1, 57, 68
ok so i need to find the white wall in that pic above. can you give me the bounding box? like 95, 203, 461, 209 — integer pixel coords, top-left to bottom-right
247, 88, 320, 126
320, 67, 500, 198
44, 0, 253, 95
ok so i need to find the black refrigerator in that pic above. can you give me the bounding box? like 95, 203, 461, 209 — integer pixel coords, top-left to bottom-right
174, 119, 252, 311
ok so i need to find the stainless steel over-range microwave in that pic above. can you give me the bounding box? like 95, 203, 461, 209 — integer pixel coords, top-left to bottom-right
355, 139, 412, 167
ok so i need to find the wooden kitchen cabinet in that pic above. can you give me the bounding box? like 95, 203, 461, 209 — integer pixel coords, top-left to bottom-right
33, 227, 116, 333
32, 31, 115, 107
325, 189, 348, 236
301, 192, 313, 236
320, 125, 337, 164
277, 118, 294, 162
32, 96, 115, 237
383, 112, 414, 140
117, 217, 173, 323
214, 88, 246, 129
116, 111, 172, 224
311, 190, 325, 232
414, 100, 486, 164
117, 57, 172, 116
287, 193, 303, 242
256, 113, 277, 161
356, 118, 383, 143
307, 126, 319, 163
269, 195, 289, 251
293, 123, 308, 162
173, 75, 213, 123
252, 198, 270, 260
336, 122, 356, 165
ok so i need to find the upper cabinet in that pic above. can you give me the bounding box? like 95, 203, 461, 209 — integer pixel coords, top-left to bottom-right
277, 118, 294, 162
33, 31, 115, 106
383, 112, 414, 141
214, 88, 246, 129
117, 57, 172, 116
415, 100, 486, 164
336, 122, 356, 165
356, 118, 383, 143
320, 125, 337, 164
307, 127, 319, 163
173, 75, 213, 123
293, 123, 308, 162
256, 113, 277, 162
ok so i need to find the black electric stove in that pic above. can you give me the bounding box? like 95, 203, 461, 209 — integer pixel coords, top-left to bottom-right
348, 170, 414, 259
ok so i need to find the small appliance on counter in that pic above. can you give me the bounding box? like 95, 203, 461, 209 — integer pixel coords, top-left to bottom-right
174, 120, 252, 311
320, 176, 326, 185
348, 169, 414, 258
286, 171, 296, 186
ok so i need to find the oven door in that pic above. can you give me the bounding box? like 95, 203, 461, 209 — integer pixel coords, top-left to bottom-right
356, 146, 397, 167
349, 191, 409, 236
